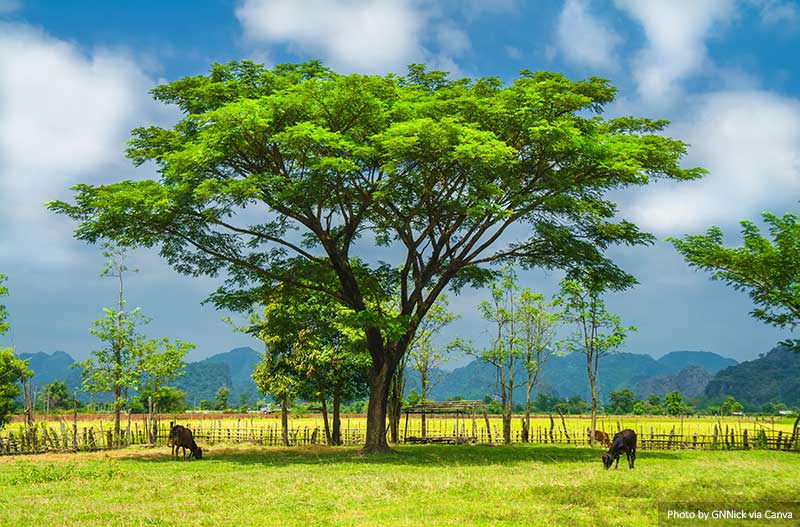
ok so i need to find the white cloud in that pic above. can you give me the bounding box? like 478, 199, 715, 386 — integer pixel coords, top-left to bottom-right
236, 0, 427, 74
555, 0, 621, 71
0, 23, 171, 268
627, 90, 800, 234
614, 0, 735, 104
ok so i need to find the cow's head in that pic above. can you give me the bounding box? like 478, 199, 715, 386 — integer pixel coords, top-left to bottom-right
192, 447, 203, 460
601, 453, 614, 470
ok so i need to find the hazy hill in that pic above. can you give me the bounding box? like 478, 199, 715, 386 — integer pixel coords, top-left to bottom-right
657, 351, 737, 375
17, 351, 83, 393
635, 365, 713, 399
408, 350, 737, 403
201, 346, 261, 403
704, 345, 800, 406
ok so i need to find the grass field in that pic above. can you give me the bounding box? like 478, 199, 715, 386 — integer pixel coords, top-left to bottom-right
0, 443, 798, 526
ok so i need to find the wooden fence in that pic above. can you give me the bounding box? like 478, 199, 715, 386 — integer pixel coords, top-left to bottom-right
0, 418, 797, 455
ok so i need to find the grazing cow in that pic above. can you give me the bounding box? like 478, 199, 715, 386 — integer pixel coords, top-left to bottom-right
593, 430, 611, 447
602, 429, 636, 470
169, 424, 203, 460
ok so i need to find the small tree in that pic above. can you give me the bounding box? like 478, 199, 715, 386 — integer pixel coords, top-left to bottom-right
252, 343, 295, 446
664, 391, 686, 416
0, 349, 31, 429
646, 394, 664, 415
0, 275, 34, 430
558, 271, 635, 446
720, 396, 744, 415
472, 267, 522, 445
518, 290, 560, 441
214, 386, 230, 411
42, 381, 71, 412
78, 245, 192, 446
241, 284, 369, 447
406, 296, 458, 439
608, 388, 636, 414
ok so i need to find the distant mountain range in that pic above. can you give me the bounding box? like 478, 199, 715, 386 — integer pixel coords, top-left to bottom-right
406, 350, 737, 404
17, 346, 263, 406
16, 345, 798, 408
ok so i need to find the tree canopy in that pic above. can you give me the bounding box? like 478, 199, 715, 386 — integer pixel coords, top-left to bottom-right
670, 211, 800, 348
49, 61, 702, 451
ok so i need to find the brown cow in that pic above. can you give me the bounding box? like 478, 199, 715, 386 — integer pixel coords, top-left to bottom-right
169, 424, 203, 460
593, 430, 611, 447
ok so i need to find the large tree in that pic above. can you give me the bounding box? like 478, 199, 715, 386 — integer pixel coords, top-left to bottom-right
670, 211, 800, 349
49, 61, 702, 452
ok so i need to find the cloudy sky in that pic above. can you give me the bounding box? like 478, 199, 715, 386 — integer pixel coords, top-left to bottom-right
1, 0, 798, 366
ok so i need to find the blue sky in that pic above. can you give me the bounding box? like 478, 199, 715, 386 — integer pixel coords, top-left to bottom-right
1, 0, 798, 366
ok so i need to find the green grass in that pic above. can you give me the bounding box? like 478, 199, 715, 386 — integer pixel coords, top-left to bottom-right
0, 444, 797, 526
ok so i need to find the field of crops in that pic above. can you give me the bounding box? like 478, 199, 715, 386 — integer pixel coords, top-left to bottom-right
4, 412, 795, 455
1, 443, 798, 526
16, 412, 796, 435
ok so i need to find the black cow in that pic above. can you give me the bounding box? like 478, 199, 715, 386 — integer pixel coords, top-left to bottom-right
602, 429, 636, 470
169, 424, 203, 460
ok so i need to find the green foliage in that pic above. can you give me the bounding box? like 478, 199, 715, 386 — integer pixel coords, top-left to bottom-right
42, 381, 72, 410
0, 348, 32, 429
670, 211, 800, 348
720, 396, 744, 415
608, 388, 635, 414
78, 307, 191, 406
664, 391, 686, 415
215, 386, 230, 411
130, 386, 186, 414
406, 388, 421, 406
245, 281, 369, 409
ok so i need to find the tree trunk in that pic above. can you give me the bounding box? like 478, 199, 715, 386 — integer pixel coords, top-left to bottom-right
114, 386, 122, 448
320, 398, 332, 446
387, 366, 403, 444
363, 356, 395, 453
503, 408, 512, 445
523, 382, 532, 443
280, 396, 289, 447
332, 388, 342, 446
589, 376, 598, 448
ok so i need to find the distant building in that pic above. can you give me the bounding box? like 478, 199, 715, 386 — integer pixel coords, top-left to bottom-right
778, 410, 794, 416
732, 411, 744, 416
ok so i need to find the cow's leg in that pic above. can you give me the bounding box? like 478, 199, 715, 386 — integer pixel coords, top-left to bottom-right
630, 449, 636, 469
614, 455, 620, 469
